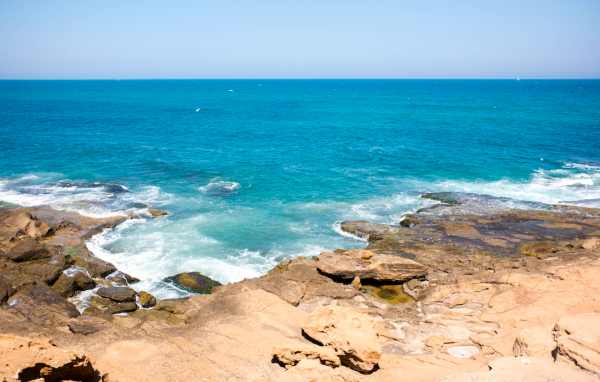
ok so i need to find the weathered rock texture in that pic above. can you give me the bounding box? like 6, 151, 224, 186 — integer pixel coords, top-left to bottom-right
164, 271, 222, 294
302, 306, 382, 372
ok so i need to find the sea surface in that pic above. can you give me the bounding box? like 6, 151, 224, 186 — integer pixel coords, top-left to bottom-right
1, 80, 599, 299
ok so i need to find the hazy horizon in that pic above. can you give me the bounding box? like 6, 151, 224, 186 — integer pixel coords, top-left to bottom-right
1, 0, 599, 80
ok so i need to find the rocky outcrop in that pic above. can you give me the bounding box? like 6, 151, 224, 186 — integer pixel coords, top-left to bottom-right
513, 327, 556, 361
0, 334, 105, 381
68, 315, 112, 335
0, 211, 53, 241
148, 207, 168, 217
273, 344, 341, 368
317, 248, 428, 282
302, 306, 382, 372
7, 283, 80, 326
105, 302, 138, 314
164, 271, 222, 294
52, 270, 96, 298
555, 312, 600, 373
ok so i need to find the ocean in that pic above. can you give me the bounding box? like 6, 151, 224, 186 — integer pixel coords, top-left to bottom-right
1, 80, 599, 299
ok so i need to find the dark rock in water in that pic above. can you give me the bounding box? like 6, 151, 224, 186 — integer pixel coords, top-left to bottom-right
52, 271, 96, 298
68, 315, 112, 335
154, 298, 187, 312
138, 291, 156, 308
52, 219, 77, 231
7, 283, 80, 326
73, 257, 117, 278
148, 207, 168, 217
7, 239, 51, 262
89, 295, 117, 309
105, 302, 138, 314
108, 275, 127, 285
340, 221, 403, 242
96, 286, 137, 302
164, 272, 222, 294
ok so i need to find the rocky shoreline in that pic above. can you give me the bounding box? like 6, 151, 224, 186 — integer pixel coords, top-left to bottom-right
1, 193, 600, 381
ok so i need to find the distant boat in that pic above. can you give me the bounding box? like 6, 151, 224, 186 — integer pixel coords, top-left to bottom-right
517, 77, 520, 81
196, 109, 201, 112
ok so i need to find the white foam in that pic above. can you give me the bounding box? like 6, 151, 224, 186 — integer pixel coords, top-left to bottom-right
198, 179, 241, 193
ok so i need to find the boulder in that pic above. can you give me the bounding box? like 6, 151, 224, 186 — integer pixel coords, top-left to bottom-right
302, 305, 382, 372
555, 312, 600, 373
52, 271, 96, 298
164, 272, 222, 294
317, 249, 427, 282
6, 283, 80, 326
138, 291, 156, 308
19, 257, 66, 284
73, 256, 117, 278
340, 220, 402, 241
105, 302, 138, 315
0, 211, 53, 240
68, 315, 112, 335
82, 306, 112, 320
0, 223, 26, 247
6, 238, 51, 262
148, 207, 168, 217
96, 286, 137, 302
90, 295, 118, 309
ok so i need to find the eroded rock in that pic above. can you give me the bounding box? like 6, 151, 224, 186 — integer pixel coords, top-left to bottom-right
164, 272, 221, 294
138, 291, 156, 308
7, 283, 80, 326
96, 286, 137, 302
302, 305, 382, 372
52, 270, 96, 298
6, 238, 51, 262
105, 302, 138, 315
68, 315, 112, 335
555, 312, 600, 373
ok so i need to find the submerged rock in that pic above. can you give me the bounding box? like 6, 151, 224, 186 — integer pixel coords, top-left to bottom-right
148, 207, 168, 217
302, 305, 382, 372
164, 272, 221, 294
317, 249, 427, 282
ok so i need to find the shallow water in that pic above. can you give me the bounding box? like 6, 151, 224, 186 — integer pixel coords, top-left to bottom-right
1, 80, 599, 298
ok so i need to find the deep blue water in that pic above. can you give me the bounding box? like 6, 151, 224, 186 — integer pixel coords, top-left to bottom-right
1, 80, 599, 298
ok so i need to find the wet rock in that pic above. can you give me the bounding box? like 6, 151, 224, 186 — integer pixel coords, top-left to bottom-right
108, 275, 127, 285
73, 256, 117, 278
7, 283, 80, 326
52, 271, 96, 298
90, 295, 118, 309
6, 238, 51, 262
302, 305, 382, 372
68, 315, 112, 335
555, 312, 600, 373
105, 302, 138, 315
341, 220, 403, 241
96, 286, 137, 302
317, 249, 428, 283
154, 298, 187, 312
138, 291, 156, 308
164, 272, 222, 294
148, 207, 168, 217
0, 275, 8, 303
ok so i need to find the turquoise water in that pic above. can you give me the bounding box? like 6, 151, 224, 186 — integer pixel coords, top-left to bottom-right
1, 80, 599, 298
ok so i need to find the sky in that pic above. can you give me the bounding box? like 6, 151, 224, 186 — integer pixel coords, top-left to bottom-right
0, 0, 599, 79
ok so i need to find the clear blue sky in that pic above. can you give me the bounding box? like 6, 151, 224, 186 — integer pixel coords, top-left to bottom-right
1, 0, 599, 79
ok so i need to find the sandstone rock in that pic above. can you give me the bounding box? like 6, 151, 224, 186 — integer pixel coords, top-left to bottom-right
403, 278, 430, 300
90, 295, 118, 309
7, 283, 80, 326
0, 222, 26, 247
52, 270, 96, 298
273, 359, 361, 382
555, 312, 600, 373
129, 309, 172, 321
19, 256, 66, 284
255, 275, 307, 305
164, 272, 222, 294
0, 275, 8, 303
82, 306, 112, 320
68, 315, 112, 335
513, 327, 556, 360
273, 344, 341, 368
6, 238, 51, 262
302, 305, 381, 372
73, 256, 117, 278
317, 249, 427, 283
341, 220, 402, 241
426, 335, 462, 350
0, 211, 53, 240
350, 276, 361, 290
105, 302, 138, 315
148, 207, 168, 217
138, 291, 157, 308
108, 275, 127, 285
96, 286, 137, 302
0, 334, 104, 382
154, 298, 187, 312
